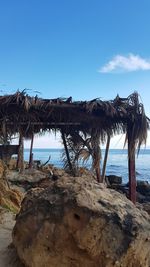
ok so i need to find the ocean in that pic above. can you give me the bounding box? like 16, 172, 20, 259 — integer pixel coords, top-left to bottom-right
24, 149, 150, 184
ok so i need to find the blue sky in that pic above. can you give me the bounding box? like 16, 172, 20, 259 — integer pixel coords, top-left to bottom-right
1, 0, 150, 147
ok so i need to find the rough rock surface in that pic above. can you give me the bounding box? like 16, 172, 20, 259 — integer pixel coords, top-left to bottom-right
0, 160, 4, 178
13, 176, 150, 267
106, 175, 122, 185
0, 180, 23, 213
137, 180, 150, 196
0, 161, 23, 213
6, 169, 48, 183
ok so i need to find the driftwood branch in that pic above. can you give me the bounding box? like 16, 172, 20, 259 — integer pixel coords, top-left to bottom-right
40, 156, 51, 167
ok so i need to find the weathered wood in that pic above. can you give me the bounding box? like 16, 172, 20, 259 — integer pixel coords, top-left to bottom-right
94, 150, 102, 183
16, 132, 24, 173
102, 135, 111, 182
91, 130, 102, 183
128, 155, 136, 203
2, 121, 7, 145
128, 128, 136, 204
95, 166, 101, 183
6, 122, 81, 126
29, 133, 34, 169
40, 156, 51, 167
61, 130, 74, 174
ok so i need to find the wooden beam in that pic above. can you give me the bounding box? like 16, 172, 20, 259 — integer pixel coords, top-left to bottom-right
16, 132, 24, 173
95, 165, 101, 183
91, 130, 102, 183
61, 130, 74, 175
2, 121, 7, 145
6, 122, 81, 126
29, 133, 34, 169
38, 103, 80, 108
128, 129, 136, 204
102, 135, 110, 182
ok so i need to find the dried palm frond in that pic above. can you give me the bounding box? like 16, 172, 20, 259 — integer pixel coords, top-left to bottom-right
124, 92, 149, 156
0, 90, 148, 158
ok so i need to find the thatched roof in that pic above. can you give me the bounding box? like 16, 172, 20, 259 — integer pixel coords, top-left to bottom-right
0, 90, 149, 149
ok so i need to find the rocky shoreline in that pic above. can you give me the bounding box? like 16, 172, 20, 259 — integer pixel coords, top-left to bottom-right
0, 159, 150, 267
12, 174, 150, 267
6, 160, 150, 215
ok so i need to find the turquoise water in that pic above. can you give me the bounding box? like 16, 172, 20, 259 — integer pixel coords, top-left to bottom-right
24, 149, 150, 183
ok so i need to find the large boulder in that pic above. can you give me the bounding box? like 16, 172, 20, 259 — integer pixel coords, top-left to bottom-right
6, 169, 48, 183
12, 176, 150, 267
106, 175, 122, 185
137, 180, 150, 196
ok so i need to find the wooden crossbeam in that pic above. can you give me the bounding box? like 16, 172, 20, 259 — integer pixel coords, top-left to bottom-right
5, 122, 81, 126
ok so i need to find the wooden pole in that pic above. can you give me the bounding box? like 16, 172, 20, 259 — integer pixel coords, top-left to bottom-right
128, 129, 136, 204
61, 130, 74, 174
95, 165, 101, 183
29, 133, 34, 169
102, 135, 110, 182
93, 146, 102, 183
2, 121, 8, 163
2, 121, 7, 145
91, 130, 102, 183
17, 132, 24, 173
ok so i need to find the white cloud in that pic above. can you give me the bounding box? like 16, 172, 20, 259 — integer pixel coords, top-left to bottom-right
99, 53, 150, 73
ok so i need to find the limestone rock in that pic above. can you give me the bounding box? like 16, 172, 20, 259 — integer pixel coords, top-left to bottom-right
8, 159, 17, 170
106, 175, 122, 185
0, 160, 23, 213
137, 180, 150, 196
0, 160, 5, 178
136, 202, 150, 218
0, 179, 23, 213
7, 169, 47, 183
141, 203, 150, 215
12, 176, 150, 267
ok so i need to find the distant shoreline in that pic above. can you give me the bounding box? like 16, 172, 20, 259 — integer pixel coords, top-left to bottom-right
24, 148, 150, 153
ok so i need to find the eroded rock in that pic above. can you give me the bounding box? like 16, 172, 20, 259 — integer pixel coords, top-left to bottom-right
137, 180, 150, 196
0, 161, 23, 213
106, 175, 122, 185
12, 176, 150, 267
0, 160, 4, 178
6, 169, 47, 183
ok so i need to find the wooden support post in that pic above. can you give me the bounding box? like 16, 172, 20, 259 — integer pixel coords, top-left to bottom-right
29, 133, 34, 169
2, 120, 7, 145
93, 147, 102, 183
2, 121, 8, 163
17, 132, 24, 173
61, 130, 74, 174
128, 129, 136, 204
91, 130, 102, 183
102, 135, 110, 183
95, 165, 101, 183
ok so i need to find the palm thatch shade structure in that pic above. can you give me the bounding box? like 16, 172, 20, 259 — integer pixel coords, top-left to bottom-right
0, 90, 149, 203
